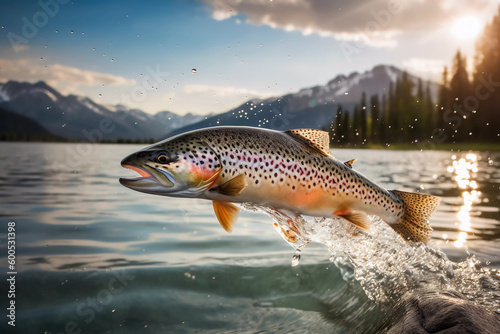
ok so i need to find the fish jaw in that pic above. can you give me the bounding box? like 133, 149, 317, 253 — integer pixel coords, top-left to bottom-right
119, 145, 221, 198
119, 152, 176, 194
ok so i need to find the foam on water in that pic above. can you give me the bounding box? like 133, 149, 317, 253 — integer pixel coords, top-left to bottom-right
243, 204, 500, 312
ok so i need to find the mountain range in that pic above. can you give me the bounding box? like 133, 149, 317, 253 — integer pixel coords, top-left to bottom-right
0, 65, 437, 141
0, 81, 208, 141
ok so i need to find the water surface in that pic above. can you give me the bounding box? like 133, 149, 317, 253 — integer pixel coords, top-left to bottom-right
0, 142, 499, 333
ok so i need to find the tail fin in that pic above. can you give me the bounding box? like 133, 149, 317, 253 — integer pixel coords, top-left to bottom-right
388, 190, 441, 242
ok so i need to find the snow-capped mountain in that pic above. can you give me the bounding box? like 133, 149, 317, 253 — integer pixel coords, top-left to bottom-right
278, 64, 437, 112
0, 81, 206, 140
0, 65, 438, 141
154, 111, 210, 131
168, 65, 439, 137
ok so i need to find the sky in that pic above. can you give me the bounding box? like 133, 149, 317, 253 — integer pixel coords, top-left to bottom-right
0, 0, 498, 115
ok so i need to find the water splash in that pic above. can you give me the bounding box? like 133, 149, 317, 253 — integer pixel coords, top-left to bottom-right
243, 204, 500, 311
291, 250, 301, 267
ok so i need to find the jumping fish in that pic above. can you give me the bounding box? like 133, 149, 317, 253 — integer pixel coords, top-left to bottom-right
119, 127, 440, 242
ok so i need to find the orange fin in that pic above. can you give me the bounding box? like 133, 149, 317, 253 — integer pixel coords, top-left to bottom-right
335, 210, 370, 230
212, 201, 240, 233
285, 128, 334, 158
344, 159, 356, 168
216, 174, 247, 196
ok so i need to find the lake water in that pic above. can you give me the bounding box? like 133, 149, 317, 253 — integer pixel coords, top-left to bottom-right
0, 142, 499, 333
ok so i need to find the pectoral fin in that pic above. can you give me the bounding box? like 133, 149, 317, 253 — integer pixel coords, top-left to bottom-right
334, 210, 370, 230
215, 174, 247, 196
213, 201, 240, 233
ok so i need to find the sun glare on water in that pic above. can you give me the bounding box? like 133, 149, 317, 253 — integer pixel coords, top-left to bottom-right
447, 154, 480, 248
450, 16, 483, 40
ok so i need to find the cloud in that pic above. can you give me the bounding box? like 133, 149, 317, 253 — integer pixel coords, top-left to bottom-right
203, 0, 496, 47
163, 92, 176, 101
12, 45, 30, 53
184, 84, 277, 99
0, 58, 136, 87
402, 58, 446, 79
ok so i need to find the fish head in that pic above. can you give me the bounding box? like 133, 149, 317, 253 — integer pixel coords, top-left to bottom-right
119, 137, 221, 197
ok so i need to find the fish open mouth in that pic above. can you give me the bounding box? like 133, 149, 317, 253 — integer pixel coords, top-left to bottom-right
119, 164, 157, 186
119, 164, 174, 188
121, 164, 152, 179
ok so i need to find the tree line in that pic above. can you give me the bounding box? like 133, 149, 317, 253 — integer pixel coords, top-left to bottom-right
329, 5, 500, 146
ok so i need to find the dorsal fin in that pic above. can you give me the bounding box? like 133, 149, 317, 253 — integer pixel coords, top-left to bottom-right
285, 129, 333, 158
344, 159, 356, 168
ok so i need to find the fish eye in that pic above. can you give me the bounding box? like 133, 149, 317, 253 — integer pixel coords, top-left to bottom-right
157, 154, 169, 164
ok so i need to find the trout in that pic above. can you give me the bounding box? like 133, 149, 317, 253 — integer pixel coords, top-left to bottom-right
120, 127, 440, 242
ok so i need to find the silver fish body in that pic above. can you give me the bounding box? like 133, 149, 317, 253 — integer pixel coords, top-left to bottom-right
120, 126, 440, 242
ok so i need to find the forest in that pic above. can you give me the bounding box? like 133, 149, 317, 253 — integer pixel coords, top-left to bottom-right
329, 5, 500, 147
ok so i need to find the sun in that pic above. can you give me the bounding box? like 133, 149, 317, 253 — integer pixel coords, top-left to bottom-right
450, 16, 483, 40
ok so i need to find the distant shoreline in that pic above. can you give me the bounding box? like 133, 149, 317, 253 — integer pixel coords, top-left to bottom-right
2, 137, 499, 151
334, 142, 500, 151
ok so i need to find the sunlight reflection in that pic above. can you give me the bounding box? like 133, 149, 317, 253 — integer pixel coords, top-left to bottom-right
448, 153, 481, 247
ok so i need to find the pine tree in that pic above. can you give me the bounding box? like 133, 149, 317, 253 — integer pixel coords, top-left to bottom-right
474, 5, 500, 141
424, 82, 435, 136
437, 66, 450, 134
450, 50, 472, 141
334, 104, 343, 144
342, 110, 351, 144
415, 78, 425, 139
380, 93, 387, 143
396, 72, 416, 142
450, 50, 471, 103
353, 105, 361, 145
385, 82, 396, 143
369, 94, 380, 143
359, 92, 368, 144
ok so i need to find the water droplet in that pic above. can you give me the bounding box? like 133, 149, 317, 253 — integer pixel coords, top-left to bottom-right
112, 309, 115, 313
291, 250, 301, 267
1, 26, 4, 29
111, 59, 114, 62
102, 53, 106, 57
70, 30, 74, 34
191, 68, 197, 74
62, 124, 66, 127
344, 91, 349, 95
98, 94, 102, 97
55, 30, 58, 33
